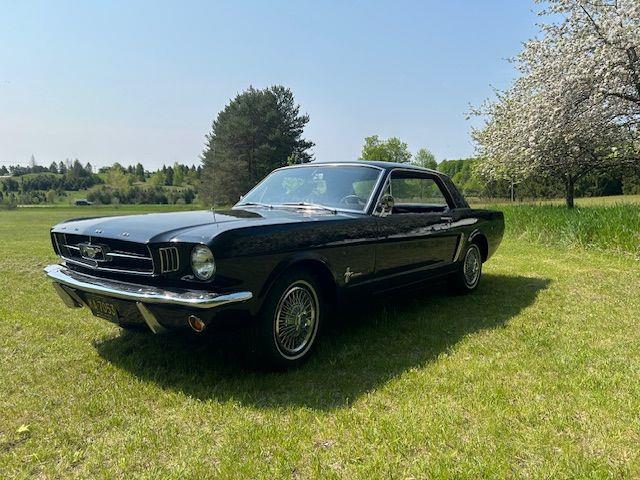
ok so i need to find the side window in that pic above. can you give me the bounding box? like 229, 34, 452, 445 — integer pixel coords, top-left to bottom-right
389, 173, 451, 213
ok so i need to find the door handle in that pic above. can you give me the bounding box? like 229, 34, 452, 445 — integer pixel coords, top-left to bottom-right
440, 216, 453, 223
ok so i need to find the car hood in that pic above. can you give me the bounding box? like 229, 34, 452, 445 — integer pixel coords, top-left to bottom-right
51, 208, 354, 244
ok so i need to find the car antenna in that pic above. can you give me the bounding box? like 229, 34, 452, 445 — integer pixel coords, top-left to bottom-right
210, 164, 217, 222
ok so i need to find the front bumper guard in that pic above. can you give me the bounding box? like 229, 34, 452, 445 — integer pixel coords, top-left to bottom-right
44, 264, 253, 333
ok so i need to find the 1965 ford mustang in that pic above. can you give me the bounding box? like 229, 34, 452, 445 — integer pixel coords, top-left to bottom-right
46, 161, 504, 367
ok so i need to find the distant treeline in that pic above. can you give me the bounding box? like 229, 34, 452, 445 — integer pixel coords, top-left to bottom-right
0, 159, 201, 206
438, 158, 640, 200
3, 152, 639, 208
1, 159, 94, 177
86, 185, 196, 205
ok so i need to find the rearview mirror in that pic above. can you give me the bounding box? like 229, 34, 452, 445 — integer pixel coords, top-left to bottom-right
377, 194, 394, 217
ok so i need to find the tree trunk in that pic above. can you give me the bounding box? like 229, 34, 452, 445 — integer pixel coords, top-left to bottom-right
564, 175, 575, 209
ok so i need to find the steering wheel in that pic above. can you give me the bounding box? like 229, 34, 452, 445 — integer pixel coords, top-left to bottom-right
339, 194, 365, 207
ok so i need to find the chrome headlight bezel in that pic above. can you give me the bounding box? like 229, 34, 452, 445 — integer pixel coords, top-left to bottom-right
190, 245, 216, 280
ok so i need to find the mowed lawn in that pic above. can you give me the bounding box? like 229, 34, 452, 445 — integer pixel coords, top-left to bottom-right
1, 205, 640, 479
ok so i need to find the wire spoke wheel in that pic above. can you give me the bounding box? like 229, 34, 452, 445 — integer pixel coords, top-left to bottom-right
463, 245, 481, 288
274, 280, 319, 359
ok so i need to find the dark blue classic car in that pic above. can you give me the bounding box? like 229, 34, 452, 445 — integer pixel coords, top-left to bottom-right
46, 161, 504, 367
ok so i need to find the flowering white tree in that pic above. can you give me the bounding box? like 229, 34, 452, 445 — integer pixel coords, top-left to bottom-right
473, 0, 640, 207
473, 77, 635, 207
525, 0, 640, 126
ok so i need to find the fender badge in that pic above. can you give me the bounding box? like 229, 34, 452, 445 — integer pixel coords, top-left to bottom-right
344, 267, 362, 284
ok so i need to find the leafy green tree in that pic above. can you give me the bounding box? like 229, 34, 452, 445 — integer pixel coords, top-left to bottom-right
413, 148, 437, 169
438, 158, 488, 197
106, 166, 132, 189
184, 164, 200, 186
147, 170, 167, 187
172, 165, 183, 186
360, 135, 411, 163
172, 162, 186, 186
3, 178, 19, 192
201, 85, 314, 205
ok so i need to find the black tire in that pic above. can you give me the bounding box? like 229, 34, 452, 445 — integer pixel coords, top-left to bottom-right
252, 268, 324, 369
450, 243, 483, 294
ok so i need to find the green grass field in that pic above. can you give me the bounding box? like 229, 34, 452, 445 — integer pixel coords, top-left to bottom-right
469, 194, 640, 207
1, 201, 639, 478
497, 204, 640, 258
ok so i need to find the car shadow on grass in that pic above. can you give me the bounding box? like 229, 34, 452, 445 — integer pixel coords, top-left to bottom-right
94, 273, 550, 410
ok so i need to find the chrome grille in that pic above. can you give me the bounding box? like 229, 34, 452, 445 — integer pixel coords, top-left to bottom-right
54, 233, 154, 275
158, 247, 179, 273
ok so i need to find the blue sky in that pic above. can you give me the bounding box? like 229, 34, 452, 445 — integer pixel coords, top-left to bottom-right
0, 0, 539, 169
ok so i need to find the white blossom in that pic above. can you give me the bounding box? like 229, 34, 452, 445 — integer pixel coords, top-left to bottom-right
472, 0, 640, 206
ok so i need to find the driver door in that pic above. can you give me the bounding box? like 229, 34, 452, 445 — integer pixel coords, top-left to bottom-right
374, 170, 459, 286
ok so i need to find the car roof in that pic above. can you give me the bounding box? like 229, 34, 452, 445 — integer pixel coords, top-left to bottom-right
309, 159, 439, 175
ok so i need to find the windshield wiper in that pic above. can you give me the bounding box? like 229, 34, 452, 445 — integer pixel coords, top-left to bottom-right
279, 202, 337, 214
237, 201, 273, 209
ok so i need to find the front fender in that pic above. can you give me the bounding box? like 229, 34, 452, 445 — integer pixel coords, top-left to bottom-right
257, 252, 337, 304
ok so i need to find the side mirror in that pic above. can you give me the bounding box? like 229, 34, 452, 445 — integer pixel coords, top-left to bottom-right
377, 194, 395, 217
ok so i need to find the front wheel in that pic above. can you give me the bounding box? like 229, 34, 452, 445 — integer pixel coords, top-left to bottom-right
450, 243, 483, 293
253, 269, 323, 369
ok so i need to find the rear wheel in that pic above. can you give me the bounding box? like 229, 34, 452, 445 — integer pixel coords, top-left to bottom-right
253, 268, 323, 369
450, 243, 483, 293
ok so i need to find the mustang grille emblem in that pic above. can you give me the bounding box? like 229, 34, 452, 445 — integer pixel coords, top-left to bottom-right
78, 243, 109, 262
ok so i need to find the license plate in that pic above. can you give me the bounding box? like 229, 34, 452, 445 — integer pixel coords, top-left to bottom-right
86, 295, 119, 323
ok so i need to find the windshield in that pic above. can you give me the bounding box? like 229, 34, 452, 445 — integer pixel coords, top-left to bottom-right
236, 165, 382, 212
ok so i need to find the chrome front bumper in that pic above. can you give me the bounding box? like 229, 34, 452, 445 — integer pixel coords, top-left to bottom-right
44, 264, 253, 333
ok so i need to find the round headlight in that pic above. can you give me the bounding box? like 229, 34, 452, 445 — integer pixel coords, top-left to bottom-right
191, 245, 216, 280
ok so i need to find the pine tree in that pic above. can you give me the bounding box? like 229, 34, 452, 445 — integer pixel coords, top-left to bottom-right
135, 163, 145, 181
201, 85, 313, 205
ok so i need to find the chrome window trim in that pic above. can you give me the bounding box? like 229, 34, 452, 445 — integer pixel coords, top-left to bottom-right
371, 176, 391, 217
371, 168, 455, 216
235, 163, 385, 216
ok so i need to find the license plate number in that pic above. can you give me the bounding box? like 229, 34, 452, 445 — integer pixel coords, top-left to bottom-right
86, 296, 119, 322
